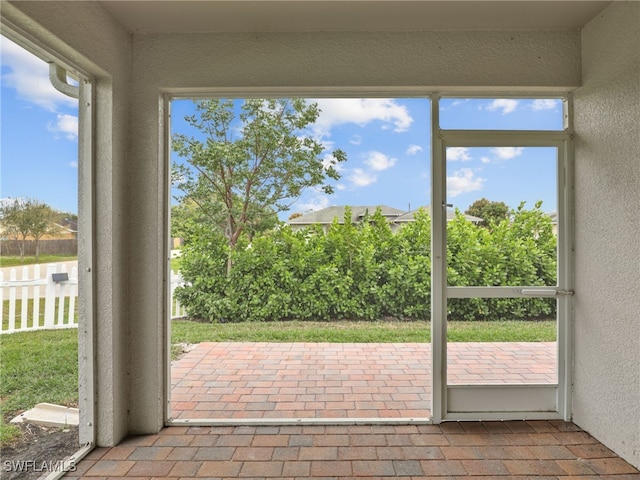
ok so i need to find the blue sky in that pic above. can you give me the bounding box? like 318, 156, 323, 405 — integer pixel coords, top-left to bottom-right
1, 36, 79, 214
3, 36, 562, 218
172, 97, 562, 220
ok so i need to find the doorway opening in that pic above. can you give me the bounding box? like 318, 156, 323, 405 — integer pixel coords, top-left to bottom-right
164, 94, 571, 425
167, 97, 433, 422
433, 96, 572, 421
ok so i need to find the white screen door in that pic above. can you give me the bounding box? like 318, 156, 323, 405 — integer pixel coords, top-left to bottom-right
431, 97, 573, 421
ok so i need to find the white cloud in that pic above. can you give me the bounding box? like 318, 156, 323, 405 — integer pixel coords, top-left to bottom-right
320, 139, 336, 152
0, 197, 19, 209
481, 156, 491, 164
446, 147, 472, 161
491, 147, 524, 160
313, 98, 413, 137
531, 99, 559, 111
364, 151, 397, 171
336, 184, 346, 191
447, 169, 485, 197
440, 99, 470, 111
349, 168, 377, 187
0, 37, 77, 112
321, 153, 344, 172
406, 144, 423, 155
48, 114, 78, 140
486, 99, 519, 115
69, 161, 78, 168
296, 195, 331, 213
349, 135, 362, 145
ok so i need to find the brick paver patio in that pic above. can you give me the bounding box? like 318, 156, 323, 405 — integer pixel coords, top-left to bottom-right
59, 342, 640, 478
65, 421, 640, 478
170, 342, 557, 420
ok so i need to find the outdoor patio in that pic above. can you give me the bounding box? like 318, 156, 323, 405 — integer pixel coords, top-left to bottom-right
61, 342, 639, 478
170, 342, 557, 420
65, 421, 640, 478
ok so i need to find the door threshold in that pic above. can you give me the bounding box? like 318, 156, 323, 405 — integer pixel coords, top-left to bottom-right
167, 416, 434, 427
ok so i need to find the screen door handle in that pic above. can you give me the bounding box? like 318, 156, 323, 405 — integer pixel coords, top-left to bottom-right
520, 288, 574, 297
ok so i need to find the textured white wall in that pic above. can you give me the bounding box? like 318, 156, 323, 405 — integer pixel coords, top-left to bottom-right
3, 1, 133, 446
132, 29, 581, 90
12, 4, 640, 464
573, 1, 640, 468
127, 28, 582, 430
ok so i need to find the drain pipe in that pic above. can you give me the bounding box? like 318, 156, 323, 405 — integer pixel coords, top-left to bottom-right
48, 63, 79, 98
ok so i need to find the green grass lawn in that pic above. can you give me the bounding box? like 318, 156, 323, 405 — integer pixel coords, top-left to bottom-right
2, 299, 77, 332
171, 319, 556, 344
0, 329, 78, 445
0, 318, 555, 445
0, 254, 78, 268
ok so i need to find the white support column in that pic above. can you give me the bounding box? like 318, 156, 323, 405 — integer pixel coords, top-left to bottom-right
430, 95, 446, 423
77, 74, 96, 447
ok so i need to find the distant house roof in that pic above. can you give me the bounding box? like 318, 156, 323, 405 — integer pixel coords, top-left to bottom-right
288, 205, 406, 226
392, 207, 483, 224
288, 205, 482, 227
57, 218, 78, 233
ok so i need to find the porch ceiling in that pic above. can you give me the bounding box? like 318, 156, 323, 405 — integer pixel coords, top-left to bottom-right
100, 1, 612, 34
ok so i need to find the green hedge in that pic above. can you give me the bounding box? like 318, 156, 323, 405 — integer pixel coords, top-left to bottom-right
176, 204, 556, 322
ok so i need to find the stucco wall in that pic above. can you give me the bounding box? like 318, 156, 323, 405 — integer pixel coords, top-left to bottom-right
3, 1, 133, 446
127, 27, 583, 432
573, 1, 640, 468
132, 29, 581, 90
10, 2, 639, 461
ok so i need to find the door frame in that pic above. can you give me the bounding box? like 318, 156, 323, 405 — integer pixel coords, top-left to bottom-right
162, 91, 573, 425
430, 94, 574, 422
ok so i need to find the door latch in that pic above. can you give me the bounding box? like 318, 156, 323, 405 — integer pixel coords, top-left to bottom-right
520, 289, 574, 297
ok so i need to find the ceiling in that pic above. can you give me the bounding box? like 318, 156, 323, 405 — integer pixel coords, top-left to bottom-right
100, 1, 613, 34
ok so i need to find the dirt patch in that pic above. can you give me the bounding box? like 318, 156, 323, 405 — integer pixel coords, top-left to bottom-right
171, 342, 196, 363
1, 423, 79, 480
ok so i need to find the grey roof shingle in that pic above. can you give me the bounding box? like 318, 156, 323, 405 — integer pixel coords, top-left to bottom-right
288, 205, 406, 225
288, 205, 483, 226
393, 207, 483, 223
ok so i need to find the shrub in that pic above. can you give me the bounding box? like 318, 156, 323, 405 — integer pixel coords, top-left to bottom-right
175, 204, 556, 322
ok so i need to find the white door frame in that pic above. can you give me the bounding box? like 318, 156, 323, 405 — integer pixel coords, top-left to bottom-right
162, 92, 573, 425
430, 95, 574, 422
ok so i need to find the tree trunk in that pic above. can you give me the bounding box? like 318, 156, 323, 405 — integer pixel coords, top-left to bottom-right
18, 235, 26, 261
226, 254, 232, 277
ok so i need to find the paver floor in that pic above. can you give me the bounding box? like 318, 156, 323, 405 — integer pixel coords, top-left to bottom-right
170, 342, 556, 420
65, 421, 640, 479
60, 343, 640, 478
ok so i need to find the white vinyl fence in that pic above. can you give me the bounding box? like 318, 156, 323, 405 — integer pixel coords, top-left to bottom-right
1, 264, 187, 334
170, 269, 187, 319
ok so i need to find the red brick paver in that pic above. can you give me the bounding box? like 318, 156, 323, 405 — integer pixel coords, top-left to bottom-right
170, 341, 556, 420
63, 421, 640, 479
